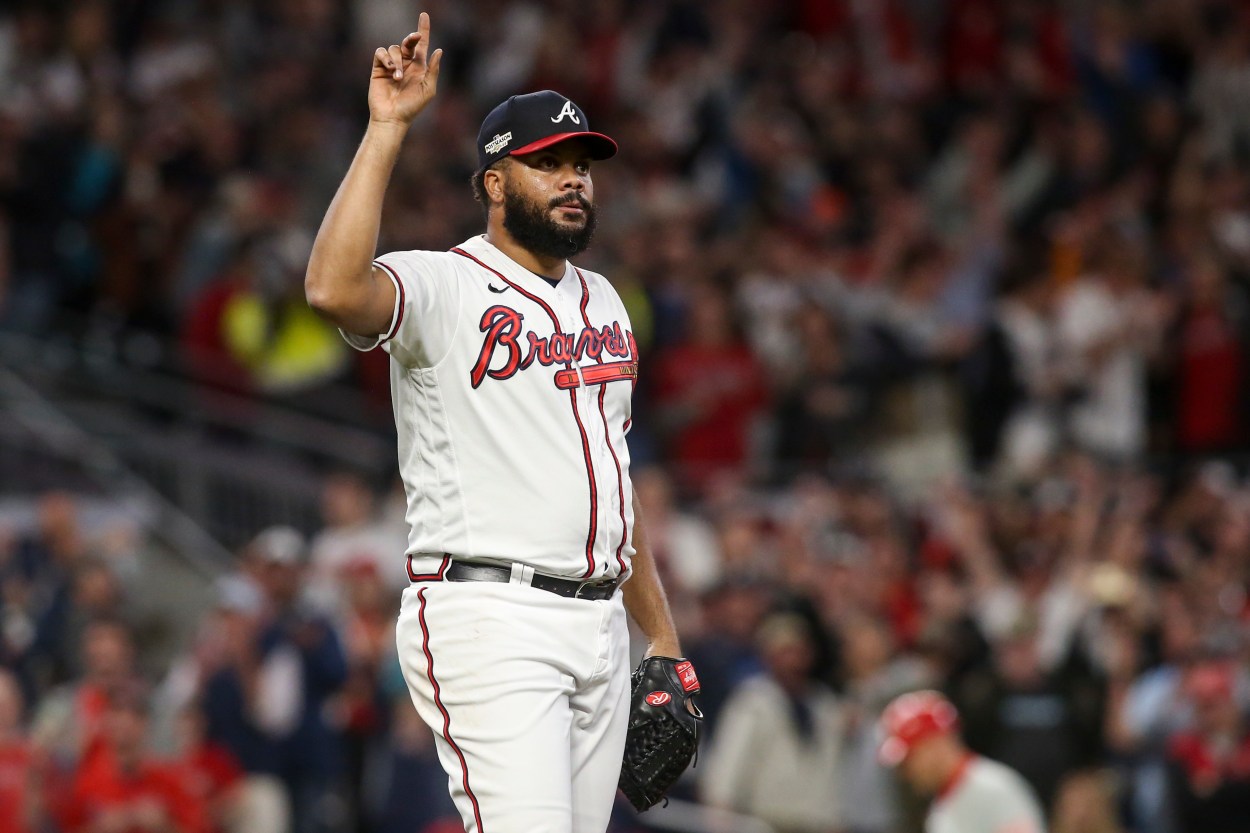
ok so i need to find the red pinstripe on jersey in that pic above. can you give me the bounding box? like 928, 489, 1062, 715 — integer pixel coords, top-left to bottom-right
576, 268, 629, 577
417, 588, 485, 832
450, 247, 600, 579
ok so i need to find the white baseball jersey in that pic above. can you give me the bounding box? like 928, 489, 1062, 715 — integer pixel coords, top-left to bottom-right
927, 756, 1046, 833
342, 234, 637, 583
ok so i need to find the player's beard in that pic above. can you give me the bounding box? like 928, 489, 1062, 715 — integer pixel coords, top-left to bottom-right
502, 184, 597, 260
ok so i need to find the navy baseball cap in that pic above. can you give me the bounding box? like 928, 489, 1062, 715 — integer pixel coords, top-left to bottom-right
476, 90, 618, 171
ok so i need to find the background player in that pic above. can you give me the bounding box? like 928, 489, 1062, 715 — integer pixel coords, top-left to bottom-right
304, 12, 689, 833
879, 690, 1046, 833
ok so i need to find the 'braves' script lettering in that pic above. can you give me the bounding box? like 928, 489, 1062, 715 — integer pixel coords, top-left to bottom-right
470, 305, 632, 388
470, 306, 524, 388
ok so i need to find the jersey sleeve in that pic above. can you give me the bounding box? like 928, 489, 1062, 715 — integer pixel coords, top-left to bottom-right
339, 249, 462, 367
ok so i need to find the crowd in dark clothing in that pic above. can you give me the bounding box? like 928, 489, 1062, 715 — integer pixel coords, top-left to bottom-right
5, 1, 1250, 832
10, 462, 1250, 833
0, 487, 463, 833
4, 0, 1250, 480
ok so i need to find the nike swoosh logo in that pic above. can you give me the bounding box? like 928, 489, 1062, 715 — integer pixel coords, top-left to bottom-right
488, 284, 509, 293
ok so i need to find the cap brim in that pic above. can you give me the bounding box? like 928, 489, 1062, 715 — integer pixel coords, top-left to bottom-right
878, 736, 910, 767
510, 131, 618, 160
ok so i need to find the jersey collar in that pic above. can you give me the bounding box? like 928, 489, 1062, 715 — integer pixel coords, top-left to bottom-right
936, 753, 976, 802
460, 235, 574, 296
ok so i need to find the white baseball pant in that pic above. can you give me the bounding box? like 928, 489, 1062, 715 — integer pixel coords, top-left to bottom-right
395, 577, 631, 833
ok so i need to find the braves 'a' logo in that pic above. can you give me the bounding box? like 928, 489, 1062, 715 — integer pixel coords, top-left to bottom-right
470, 305, 633, 388
550, 100, 581, 125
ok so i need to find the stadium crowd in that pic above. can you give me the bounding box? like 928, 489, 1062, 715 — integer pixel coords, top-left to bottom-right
3, 0, 1250, 832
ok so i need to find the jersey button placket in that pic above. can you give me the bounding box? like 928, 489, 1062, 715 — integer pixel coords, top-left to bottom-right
557, 295, 588, 390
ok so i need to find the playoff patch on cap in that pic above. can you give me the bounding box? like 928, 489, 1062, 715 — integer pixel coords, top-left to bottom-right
477, 90, 617, 170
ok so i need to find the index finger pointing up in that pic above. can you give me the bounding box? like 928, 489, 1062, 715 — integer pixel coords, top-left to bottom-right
407, 12, 433, 61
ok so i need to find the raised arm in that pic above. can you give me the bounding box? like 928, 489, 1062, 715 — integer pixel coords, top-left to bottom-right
305, 13, 443, 335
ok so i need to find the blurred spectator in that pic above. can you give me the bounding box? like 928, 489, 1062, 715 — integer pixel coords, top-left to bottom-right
1168, 252, 1250, 457
0, 669, 41, 833
1190, 9, 1250, 162
1051, 769, 1126, 833
836, 615, 930, 833
912, 567, 991, 694
652, 281, 768, 494
32, 617, 137, 772
960, 243, 1062, 476
1056, 231, 1164, 461
158, 578, 290, 833
1165, 661, 1250, 833
209, 229, 348, 397
702, 613, 847, 833
682, 577, 769, 737
925, 111, 1007, 242
773, 305, 873, 479
167, 703, 247, 833
307, 469, 408, 612
202, 527, 347, 833
334, 559, 394, 831
373, 697, 459, 833
173, 176, 290, 317
956, 617, 1105, 811
3, 492, 90, 694
180, 236, 266, 394
632, 466, 722, 598
41, 558, 130, 693
869, 240, 973, 491
62, 681, 209, 833
1108, 592, 1202, 833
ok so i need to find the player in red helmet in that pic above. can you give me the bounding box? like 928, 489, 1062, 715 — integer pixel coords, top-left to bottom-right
880, 690, 1046, 833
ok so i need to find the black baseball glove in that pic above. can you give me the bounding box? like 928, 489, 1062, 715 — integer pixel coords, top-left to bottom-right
618, 655, 703, 812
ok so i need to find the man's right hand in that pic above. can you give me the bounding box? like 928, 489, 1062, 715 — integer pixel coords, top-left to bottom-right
307, 14, 437, 336
369, 12, 443, 128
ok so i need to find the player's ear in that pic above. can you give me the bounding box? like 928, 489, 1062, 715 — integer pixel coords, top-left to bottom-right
483, 162, 508, 208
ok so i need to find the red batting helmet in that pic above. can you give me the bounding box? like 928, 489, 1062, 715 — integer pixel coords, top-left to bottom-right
878, 690, 960, 766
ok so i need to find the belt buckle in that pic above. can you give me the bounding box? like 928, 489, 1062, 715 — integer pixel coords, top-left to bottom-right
574, 576, 617, 600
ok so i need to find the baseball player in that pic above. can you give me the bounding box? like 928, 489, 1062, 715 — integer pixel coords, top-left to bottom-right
304, 14, 691, 833
879, 690, 1047, 833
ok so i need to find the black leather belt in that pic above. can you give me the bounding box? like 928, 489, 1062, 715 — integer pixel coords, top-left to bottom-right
444, 560, 622, 601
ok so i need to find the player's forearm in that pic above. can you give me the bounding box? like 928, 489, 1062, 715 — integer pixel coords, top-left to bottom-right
305, 120, 408, 330
622, 496, 683, 658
